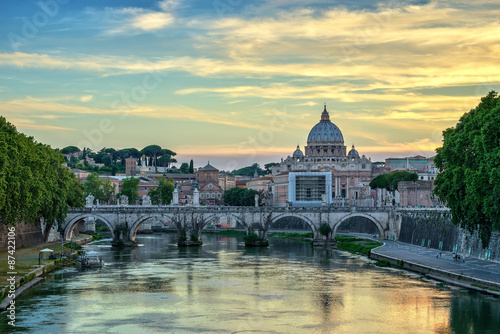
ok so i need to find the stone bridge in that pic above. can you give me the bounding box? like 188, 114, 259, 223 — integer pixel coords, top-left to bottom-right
63, 205, 447, 246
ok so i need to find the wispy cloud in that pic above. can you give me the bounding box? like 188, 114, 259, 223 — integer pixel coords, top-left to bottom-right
80, 95, 93, 102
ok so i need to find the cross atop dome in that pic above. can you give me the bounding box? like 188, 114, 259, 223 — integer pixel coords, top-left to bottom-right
321, 103, 330, 121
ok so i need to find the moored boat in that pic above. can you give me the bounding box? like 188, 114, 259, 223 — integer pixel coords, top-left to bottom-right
78, 251, 104, 268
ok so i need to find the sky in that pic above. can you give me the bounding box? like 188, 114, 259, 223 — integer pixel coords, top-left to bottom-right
1, 0, 500, 170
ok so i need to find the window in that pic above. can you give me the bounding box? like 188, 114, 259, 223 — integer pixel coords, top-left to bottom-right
217, 193, 221, 198
212, 193, 215, 198
200, 193, 204, 199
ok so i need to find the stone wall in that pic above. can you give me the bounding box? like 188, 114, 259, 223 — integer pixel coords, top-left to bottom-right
0, 221, 61, 250
398, 212, 500, 261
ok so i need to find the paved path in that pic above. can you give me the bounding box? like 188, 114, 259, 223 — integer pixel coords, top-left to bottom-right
372, 239, 500, 285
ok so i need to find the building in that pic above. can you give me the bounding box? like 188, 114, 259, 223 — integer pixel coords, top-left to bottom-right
270, 105, 373, 205
125, 157, 137, 176
398, 181, 434, 207
197, 163, 224, 205
288, 172, 332, 206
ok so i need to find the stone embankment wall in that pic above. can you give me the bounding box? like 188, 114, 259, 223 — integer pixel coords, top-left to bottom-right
0, 221, 60, 250
398, 212, 499, 261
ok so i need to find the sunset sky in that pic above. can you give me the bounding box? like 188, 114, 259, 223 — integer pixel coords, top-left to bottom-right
1, 0, 499, 170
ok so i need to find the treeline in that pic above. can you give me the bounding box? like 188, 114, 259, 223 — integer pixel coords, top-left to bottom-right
62, 144, 195, 175
229, 162, 278, 177
0, 117, 84, 228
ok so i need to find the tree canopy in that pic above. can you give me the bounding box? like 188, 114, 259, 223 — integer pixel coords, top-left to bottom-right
61, 146, 80, 155
119, 177, 140, 205
149, 177, 175, 205
434, 91, 500, 247
232, 163, 265, 177
0, 117, 84, 228
223, 187, 259, 206
83, 172, 115, 204
369, 171, 418, 192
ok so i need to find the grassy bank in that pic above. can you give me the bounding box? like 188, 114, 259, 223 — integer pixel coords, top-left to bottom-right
268, 232, 313, 241
334, 234, 382, 256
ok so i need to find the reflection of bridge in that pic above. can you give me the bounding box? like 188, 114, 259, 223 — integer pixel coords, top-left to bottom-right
64, 206, 447, 246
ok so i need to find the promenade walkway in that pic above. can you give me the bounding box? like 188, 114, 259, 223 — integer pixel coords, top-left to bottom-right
371, 239, 500, 294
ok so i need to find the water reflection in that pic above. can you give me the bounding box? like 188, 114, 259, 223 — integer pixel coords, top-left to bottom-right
2, 233, 499, 333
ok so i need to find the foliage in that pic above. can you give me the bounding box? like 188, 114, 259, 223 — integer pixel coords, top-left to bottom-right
369, 170, 418, 192
319, 224, 332, 238
180, 162, 189, 173
189, 159, 194, 173
232, 163, 265, 177
244, 232, 269, 246
223, 187, 259, 206
61, 146, 80, 155
434, 91, 500, 247
0, 117, 85, 228
264, 162, 279, 174
149, 177, 175, 205
334, 235, 382, 256
83, 172, 115, 204
118, 177, 140, 205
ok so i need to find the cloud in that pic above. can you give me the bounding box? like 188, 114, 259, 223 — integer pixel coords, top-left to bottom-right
80, 95, 93, 102
130, 12, 174, 31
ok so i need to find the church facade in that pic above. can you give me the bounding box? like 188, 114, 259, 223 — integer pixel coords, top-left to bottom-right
271, 105, 374, 206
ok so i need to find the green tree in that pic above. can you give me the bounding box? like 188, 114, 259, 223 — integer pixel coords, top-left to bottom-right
369, 171, 418, 192
61, 146, 80, 155
264, 162, 279, 174
180, 162, 189, 173
233, 163, 265, 177
0, 117, 84, 229
434, 91, 500, 247
223, 187, 259, 206
319, 224, 332, 240
189, 159, 194, 173
149, 178, 175, 205
83, 172, 115, 204
141, 145, 162, 171
119, 177, 140, 205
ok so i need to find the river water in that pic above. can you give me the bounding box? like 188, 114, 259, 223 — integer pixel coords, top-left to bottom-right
3, 233, 500, 333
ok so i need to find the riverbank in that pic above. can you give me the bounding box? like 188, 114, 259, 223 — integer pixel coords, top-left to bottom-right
0, 235, 93, 311
370, 240, 500, 297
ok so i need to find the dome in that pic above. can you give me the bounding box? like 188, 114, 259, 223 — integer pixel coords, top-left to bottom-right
348, 145, 359, 158
307, 105, 344, 143
293, 145, 304, 157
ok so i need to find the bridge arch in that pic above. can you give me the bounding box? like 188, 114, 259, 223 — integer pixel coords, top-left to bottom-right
64, 214, 114, 240
268, 213, 318, 235
199, 213, 248, 231
333, 213, 384, 237
128, 213, 177, 241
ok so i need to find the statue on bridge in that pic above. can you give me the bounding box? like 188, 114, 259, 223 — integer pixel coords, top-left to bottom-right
120, 195, 129, 206
142, 195, 152, 206
85, 195, 95, 208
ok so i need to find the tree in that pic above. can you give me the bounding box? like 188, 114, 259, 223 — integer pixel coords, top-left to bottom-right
83, 173, 115, 204
180, 162, 189, 173
223, 187, 259, 206
369, 171, 418, 192
149, 178, 175, 205
233, 163, 265, 177
119, 177, 140, 205
434, 91, 500, 248
0, 117, 84, 229
319, 224, 332, 240
189, 159, 194, 173
61, 146, 80, 155
264, 162, 279, 174
141, 145, 162, 171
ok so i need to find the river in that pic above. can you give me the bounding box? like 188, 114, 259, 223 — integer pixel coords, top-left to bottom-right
3, 233, 499, 333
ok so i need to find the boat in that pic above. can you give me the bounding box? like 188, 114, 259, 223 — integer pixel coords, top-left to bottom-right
78, 251, 104, 268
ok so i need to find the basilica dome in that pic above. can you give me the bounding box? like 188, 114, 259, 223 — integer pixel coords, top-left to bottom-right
293, 145, 304, 157
307, 105, 344, 144
348, 145, 359, 158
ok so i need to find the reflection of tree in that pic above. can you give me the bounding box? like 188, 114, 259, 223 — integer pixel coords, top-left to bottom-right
450, 294, 500, 333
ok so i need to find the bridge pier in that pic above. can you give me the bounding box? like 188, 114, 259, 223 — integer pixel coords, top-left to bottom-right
112, 224, 137, 247
177, 216, 203, 247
